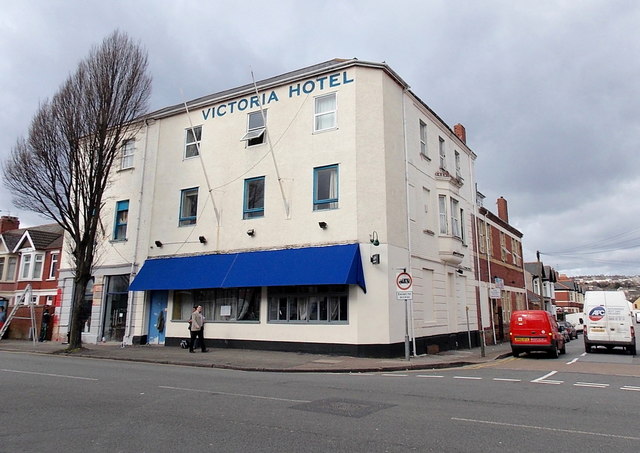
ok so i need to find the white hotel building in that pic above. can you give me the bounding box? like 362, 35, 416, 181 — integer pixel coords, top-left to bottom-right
56, 59, 481, 356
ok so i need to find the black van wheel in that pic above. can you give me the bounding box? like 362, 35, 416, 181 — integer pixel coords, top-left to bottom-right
549, 343, 559, 358
511, 349, 520, 357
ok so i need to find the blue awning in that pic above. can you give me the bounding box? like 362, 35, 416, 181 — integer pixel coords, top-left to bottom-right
129, 243, 366, 292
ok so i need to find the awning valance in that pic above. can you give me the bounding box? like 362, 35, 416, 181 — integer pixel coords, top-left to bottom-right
129, 243, 366, 293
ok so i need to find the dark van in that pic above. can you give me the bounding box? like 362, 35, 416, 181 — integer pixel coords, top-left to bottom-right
509, 310, 566, 358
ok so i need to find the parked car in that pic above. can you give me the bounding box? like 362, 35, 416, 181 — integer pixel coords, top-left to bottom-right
557, 322, 571, 342
510, 310, 566, 358
558, 321, 577, 340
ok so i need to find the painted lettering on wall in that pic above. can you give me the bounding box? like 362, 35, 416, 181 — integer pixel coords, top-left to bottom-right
201, 71, 354, 121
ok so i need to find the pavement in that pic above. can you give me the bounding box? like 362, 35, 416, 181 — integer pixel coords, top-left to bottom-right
0, 339, 513, 373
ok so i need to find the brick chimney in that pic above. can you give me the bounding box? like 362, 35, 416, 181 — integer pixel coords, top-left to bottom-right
0, 216, 20, 233
496, 197, 509, 223
453, 123, 466, 144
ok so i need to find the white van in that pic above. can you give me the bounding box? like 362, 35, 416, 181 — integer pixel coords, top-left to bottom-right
564, 312, 585, 334
583, 291, 636, 355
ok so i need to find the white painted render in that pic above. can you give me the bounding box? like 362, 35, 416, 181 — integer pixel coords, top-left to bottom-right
57, 60, 480, 351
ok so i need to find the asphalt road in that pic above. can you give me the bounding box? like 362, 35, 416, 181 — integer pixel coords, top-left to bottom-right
1, 340, 638, 452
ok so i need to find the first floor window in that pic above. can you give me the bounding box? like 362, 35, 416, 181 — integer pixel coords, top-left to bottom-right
48, 253, 59, 279
243, 177, 265, 219
450, 198, 460, 238
268, 285, 348, 323
179, 188, 198, 226
439, 137, 446, 170
114, 200, 129, 240
0, 257, 4, 281
438, 195, 448, 234
184, 125, 202, 158
19, 253, 44, 280
6, 257, 17, 282
313, 164, 339, 210
171, 287, 260, 322
314, 93, 336, 131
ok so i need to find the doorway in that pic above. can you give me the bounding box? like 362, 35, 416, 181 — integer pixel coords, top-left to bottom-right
102, 275, 129, 342
147, 291, 168, 345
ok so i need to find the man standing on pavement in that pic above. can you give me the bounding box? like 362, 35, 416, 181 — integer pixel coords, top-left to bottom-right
189, 305, 208, 353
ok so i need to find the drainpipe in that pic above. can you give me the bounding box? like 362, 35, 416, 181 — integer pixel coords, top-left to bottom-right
124, 119, 152, 345
401, 88, 417, 358
484, 212, 497, 344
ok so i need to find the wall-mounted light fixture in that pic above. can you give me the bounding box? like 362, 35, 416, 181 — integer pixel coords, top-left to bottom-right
318, 221, 327, 229
370, 254, 380, 265
154, 240, 163, 248
370, 231, 380, 246
247, 229, 255, 237
456, 269, 464, 275
198, 236, 207, 244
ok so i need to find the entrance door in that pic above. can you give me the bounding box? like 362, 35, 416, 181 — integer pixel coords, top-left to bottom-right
102, 275, 129, 342
147, 291, 168, 345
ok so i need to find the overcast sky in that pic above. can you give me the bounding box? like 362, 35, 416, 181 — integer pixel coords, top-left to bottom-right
2, 0, 639, 276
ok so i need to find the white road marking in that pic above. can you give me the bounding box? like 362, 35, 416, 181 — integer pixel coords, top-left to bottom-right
416, 375, 444, 378
452, 417, 640, 440
159, 385, 311, 403
566, 358, 579, 365
492, 378, 521, 382
531, 370, 563, 385
1, 368, 98, 381
574, 382, 609, 388
621, 386, 640, 392
453, 376, 482, 380
382, 373, 408, 377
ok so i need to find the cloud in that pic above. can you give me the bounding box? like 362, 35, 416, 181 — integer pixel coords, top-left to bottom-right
2, 0, 639, 276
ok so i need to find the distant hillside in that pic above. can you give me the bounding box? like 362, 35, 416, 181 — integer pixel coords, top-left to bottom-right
573, 275, 640, 302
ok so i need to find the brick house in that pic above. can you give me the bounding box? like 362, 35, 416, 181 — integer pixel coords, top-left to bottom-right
473, 196, 526, 344
0, 216, 63, 340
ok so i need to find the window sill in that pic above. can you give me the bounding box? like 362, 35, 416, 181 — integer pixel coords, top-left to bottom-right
420, 153, 431, 162
117, 167, 134, 173
312, 126, 338, 135
423, 229, 435, 236
110, 239, 128, 243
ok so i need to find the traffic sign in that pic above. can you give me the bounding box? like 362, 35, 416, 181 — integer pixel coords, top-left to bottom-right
396, 272, 413, 291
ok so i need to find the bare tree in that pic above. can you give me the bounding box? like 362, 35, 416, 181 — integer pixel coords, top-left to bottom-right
2, 30, 151, 349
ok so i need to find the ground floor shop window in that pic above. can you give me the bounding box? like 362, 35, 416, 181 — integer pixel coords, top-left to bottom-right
268, 285, 348, 323
171, 287, 260, 322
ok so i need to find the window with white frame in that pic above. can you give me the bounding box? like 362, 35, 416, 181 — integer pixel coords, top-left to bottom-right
450, 198, 461, 238
454, 150, 461, 178
460, 208, 465, 243
314, 93, 337, 132
6, 257, 17, 281
438, 195, 448, 234
243, 176, 265, 219
242, 111, 266, 146
512, 239, 522, 265
419, 120, 428, 157
120, 139, 135, 169
48, 252, 59, 279
19, 252, 45, 280
113, 200, 129, 241
179, 187, 199, 226
0, 257, 4, 281
313, 164, 338, 210
184, 125, 202, 158
439, 137, 446, 170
